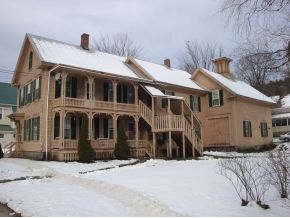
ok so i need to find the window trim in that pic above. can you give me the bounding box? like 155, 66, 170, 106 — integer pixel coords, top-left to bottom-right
243, 120, 252, 137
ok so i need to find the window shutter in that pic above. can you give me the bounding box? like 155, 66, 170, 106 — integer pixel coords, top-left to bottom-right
104, 82, 109, 101
32, 80, 35, 102
38, 76, 42, 99
198, 96, 201, 112
243, 121, 246, 137
94, 118, 99, 139
249, 122, 252, 137
104, 118, 108, 138
24, 120, 27, 141
71, 116, 77, 139
219, 90, 224, 106
208, 92, 212, 107
37, 117, 40, 140
54, 115, 60, 139
190, 95, 194, 110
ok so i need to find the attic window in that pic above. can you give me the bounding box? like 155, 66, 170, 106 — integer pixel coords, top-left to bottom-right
28, 52, 33, 70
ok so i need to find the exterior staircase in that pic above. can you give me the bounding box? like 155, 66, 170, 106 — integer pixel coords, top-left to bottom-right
138, 100, 203, 157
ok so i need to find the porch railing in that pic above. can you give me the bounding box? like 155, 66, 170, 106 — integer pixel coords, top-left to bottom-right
139, 100, 152, 126
91, 139, 115, 149
154, 115, 183, 131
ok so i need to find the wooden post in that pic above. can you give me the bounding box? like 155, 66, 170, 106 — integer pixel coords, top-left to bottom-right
169, 131, 172, 158
113, 114, 118, 145
134, 84, 138, 107
153, 132, 156, 158
182, 132, 185, 159
88, 112, 92, 141
134, 116, 139, 147
61, 71, 67, 102
113, 80, 117, 110
151, 97, 155, 130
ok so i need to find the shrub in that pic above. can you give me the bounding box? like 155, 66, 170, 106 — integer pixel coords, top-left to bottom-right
114, 123, 130, 160
78, 116, 95, 162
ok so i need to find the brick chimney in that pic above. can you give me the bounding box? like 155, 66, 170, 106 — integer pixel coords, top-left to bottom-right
213, 57, 233, 79
81, 33, 89, 50
164, 59, 171, 68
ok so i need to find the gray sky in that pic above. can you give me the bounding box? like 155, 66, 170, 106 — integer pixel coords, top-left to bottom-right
0, 0, 237, 83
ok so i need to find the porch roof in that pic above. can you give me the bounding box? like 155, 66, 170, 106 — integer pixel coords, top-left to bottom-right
143, 85, 183, 99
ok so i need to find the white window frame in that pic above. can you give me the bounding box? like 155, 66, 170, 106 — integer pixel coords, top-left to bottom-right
212, 90, 220, 106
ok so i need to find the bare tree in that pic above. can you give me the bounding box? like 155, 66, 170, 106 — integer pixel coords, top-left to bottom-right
264, 147, 290, 198
218, 154, 269, 208
234, 41, 279, 88
93, 33, 143, 57
179, 41, 224, 73
221, 0, 290, 70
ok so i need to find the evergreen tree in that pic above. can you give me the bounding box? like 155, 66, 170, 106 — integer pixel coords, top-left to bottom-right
0, 143, 4, 158
78, 116, 95, 162
114, 122, 130, 160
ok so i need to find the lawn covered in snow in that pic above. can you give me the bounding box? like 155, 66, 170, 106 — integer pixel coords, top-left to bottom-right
0, 145, 290, 216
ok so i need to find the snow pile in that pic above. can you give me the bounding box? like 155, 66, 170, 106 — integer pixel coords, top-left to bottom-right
0, 156, 289, 216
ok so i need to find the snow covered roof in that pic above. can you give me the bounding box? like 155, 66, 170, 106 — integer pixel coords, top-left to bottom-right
28, 34, 139, 79
133, 58, 205, 91
143, 86, 183, 99
196, 68, 275, 104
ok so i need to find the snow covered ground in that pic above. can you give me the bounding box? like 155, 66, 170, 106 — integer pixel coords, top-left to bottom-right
0, 144, 290, 216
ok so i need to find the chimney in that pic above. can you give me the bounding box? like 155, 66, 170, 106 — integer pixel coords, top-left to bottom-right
164, 59, 171, 68
213, 57, 233, 79
81, 33, 89, 50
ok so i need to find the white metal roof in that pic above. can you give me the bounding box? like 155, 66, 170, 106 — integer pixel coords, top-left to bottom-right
143, 86, 183, 99
200, 68, 275, 104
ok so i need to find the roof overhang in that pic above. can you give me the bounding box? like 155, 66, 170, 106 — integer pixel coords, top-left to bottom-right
142, 85, 183, 100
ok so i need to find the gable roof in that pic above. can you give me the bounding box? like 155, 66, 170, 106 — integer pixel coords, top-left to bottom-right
130, 58, 205, 91
192, 68, 275, 104
27, 34, 140, 79
0, 82, 17, 106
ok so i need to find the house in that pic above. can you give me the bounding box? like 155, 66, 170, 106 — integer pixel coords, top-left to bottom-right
0, 82, 17, 147
191, 58, 274, 150
9, 33, 274, 161
271, 94, 290, 137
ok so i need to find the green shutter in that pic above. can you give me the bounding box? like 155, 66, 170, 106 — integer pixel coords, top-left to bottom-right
208, 92, 212, 107
219, 90, 224, 106
190, 95, 194, 110
104, 118, 108, 138
54, 115, 60, 139
71, 116, 77, 139
198, 96, 201, 112
104, 82, 109, 101
94, 118, 99, 139
249, 122, 252, 137
32, 80, 35, 101
37, 117, 40, 140
243, 121, 246, 137
38, 76, 42, 99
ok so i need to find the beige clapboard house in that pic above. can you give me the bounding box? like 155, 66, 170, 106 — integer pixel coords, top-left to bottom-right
10, 33, 274, 161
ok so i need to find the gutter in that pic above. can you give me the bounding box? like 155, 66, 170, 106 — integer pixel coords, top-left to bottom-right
45, 65, 60, 161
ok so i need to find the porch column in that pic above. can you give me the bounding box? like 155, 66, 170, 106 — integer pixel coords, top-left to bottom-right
134, 116, 139, 147
61, 72, 67, 104
181, 101, 185, 158
88, 112, 92, 140
60, 110, 65, 149
113, 80, 117, 110
88, 76, 94, 100
113, 114, 118, 144
134, 84, 138, 105
169, 131, 172, 158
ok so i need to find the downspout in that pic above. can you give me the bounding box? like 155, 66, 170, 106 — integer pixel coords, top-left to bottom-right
45, 65, 61, 161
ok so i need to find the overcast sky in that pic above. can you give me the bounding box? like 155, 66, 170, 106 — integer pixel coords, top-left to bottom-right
0, 0, 237, 83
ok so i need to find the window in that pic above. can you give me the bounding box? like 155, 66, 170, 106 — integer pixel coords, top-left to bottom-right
55, 79, 62, 98
0, 108, 2, 120
64, 116, 76, 139
274, 119, 287, 126
103, 82, 113, 101
28, 52, 33, 70
243, 121, 252, 137
117, 84, 135, 104
66, 76, 77, 98
85, 81, 90, 100
34, 77, 41, 100
260, 122, 268, 137
190, 95, 201, 112
27, 83, 32, 103
209, 90, 224, 107
24, 117, 40, 141
0, 134, 4, 138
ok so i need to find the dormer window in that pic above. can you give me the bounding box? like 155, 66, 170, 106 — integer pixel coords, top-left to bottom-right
28, 52, 33, 70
